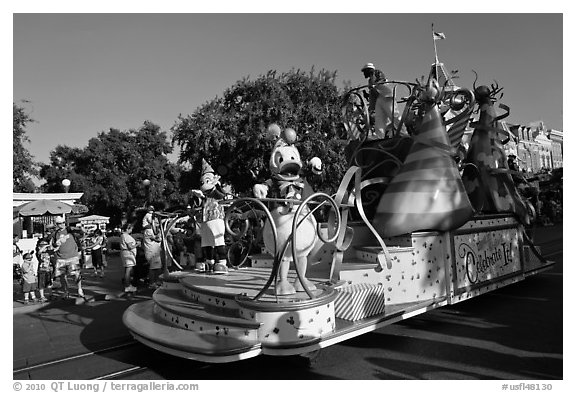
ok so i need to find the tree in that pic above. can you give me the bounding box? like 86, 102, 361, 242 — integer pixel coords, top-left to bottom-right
172, 68, 348, 195
40, 121, 183, 226
13, 102, 38, 192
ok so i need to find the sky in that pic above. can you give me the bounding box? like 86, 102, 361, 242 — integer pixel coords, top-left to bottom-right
11, 10, 565, 167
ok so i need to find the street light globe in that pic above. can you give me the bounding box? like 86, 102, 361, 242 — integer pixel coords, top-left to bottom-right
62, 179, 71, 187
142, 179, 151, 187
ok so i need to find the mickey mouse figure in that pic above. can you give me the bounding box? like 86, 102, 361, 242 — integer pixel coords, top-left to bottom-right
191, 159, 229, 274
253, 124, 323, 295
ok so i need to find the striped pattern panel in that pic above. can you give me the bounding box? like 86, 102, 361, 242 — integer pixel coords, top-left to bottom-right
373, 105, 473, 237
334, 283, 386, 321
446, 109, 472, 148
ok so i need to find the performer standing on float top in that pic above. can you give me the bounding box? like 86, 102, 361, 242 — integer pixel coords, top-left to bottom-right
361, 62, 400, 139
142, 205, 162, 287
191, 159, 229, 274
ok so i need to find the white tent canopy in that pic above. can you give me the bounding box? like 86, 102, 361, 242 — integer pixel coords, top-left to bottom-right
78, 215, 110, 223
77, 215, 110, 233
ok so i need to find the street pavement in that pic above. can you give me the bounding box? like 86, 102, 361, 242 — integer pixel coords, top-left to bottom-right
12, 223, 563, 379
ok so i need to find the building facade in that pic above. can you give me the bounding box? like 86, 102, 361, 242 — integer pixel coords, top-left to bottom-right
512, 121, 562, 174
548, 128, 563, 169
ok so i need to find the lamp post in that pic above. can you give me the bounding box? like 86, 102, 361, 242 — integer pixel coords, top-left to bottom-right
62, 178, 71, 193
60, 178, 71, 228
143, 179, 151, 206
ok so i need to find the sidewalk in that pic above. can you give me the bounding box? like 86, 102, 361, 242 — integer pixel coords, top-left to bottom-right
13, 252, 153, 314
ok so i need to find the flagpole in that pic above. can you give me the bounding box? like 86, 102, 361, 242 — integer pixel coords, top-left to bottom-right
432, 23, 439, 64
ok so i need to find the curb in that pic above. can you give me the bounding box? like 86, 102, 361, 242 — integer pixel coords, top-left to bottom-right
13, 290, 154, 315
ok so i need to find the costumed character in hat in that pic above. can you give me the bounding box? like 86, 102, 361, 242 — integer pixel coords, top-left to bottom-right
191, 159, 229, 274
361, 62, 401, 139
253, 124, 323, 295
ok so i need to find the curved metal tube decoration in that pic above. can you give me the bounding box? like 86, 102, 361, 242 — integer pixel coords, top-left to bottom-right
223, 198, 279, 301
341, 89, 370, 142
154, 211, 186, 271
332, 165, 393, 272
343, 81, 418, 138
226, 194, 341, 301
224, 201, 265, 269
290, 192, 342, 299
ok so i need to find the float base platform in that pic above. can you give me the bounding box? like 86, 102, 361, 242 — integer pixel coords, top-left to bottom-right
124, 214, 554, 363
124, 267, 447, 363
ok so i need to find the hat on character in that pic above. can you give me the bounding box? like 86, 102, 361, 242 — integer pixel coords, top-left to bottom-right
23, 251, 34, 260
361, 62, 375, 72
200, 158, 221, 192
201, 158, 215, 176
54, 216, 65, 224
147, 205, 155, 212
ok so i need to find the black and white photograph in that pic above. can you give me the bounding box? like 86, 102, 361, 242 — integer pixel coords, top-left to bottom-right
8, 5, 567, 387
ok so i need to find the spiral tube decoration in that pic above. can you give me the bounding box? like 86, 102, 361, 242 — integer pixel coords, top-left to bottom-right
151, 211, 187, 272
224, 194, 341, 301
342, 81, 420, 165
289, 192, 342, 299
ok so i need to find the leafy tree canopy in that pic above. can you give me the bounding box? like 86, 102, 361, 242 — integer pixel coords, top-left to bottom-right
13, 102, 38, 192
40, 121, 183, 226
172, 68, 348, 195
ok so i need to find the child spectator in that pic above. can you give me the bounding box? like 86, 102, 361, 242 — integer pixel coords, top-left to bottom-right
20, 251, 38, 304
36, 238, 53, 302
13, 234, 23, 280
88, 229, 106, 278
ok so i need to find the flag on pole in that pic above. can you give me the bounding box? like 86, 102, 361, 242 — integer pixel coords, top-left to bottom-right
433, 31, 446, 40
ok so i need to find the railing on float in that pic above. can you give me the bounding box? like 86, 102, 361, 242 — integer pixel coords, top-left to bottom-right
150, 192, 343, 301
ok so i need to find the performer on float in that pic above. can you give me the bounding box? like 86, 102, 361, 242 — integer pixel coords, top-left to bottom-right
253, 124, 322, 295
142, 205, 163, 287
361, 62, 401, 139
191, 159, 229, 274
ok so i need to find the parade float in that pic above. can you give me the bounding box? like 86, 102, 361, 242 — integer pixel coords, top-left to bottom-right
123, 55, 555, 364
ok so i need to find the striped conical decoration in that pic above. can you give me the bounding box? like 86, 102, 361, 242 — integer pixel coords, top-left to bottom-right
461, 102, 532, 225
372, 104, 474, 237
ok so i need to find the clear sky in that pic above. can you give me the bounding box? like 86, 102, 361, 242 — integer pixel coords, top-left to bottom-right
12, 11, 564, 165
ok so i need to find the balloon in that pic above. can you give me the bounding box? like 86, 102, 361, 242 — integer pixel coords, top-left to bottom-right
283, 128, 297, 144
267, 123, 281, 139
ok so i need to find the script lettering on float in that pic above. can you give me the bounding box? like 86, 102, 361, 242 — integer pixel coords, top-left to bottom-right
454, 228, 521, 287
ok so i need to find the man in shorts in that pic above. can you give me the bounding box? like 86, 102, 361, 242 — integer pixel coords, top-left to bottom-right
51, 216, 83, 298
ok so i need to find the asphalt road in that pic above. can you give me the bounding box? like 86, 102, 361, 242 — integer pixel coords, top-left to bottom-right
12, 224, 563, 381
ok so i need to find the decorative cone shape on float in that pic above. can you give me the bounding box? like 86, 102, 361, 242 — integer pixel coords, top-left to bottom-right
461, 104, 532, 225
373, 104, 474, 237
